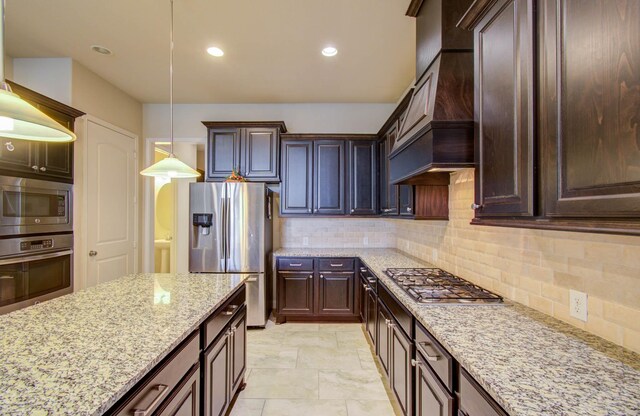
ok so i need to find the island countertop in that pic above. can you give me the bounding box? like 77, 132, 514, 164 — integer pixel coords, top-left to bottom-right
0, 273, 246, 416
274, 248, 640, 416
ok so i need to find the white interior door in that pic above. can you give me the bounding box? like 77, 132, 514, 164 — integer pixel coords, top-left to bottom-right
86, 119, 136, 287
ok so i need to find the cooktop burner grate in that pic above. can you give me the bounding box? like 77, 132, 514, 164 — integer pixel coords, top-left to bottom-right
385, 268, 503, 304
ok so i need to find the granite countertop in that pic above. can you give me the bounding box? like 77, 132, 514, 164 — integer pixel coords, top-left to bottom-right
0, 273, 246, 416
274, 248, 640, 416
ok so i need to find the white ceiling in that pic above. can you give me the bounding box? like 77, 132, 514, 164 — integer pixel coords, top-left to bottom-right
5, 0, 416, 104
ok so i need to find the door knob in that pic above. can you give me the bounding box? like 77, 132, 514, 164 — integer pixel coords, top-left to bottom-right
89, 250, 98, 257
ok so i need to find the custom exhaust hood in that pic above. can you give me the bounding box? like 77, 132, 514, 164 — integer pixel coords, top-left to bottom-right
389, 0, 475, 185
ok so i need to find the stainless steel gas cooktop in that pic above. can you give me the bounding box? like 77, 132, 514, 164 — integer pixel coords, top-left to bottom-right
384, 268, 503, 304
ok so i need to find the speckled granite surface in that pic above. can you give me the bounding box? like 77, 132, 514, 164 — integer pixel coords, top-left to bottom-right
0, 273, 245, 416
274, 248, 640, 416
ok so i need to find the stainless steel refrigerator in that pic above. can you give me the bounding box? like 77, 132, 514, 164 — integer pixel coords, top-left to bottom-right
189, 182, 273, 327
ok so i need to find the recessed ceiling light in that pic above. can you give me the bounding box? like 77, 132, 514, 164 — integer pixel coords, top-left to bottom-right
322, 46, 338, 57
91, 45, 112, 55
207, 47, 224, 57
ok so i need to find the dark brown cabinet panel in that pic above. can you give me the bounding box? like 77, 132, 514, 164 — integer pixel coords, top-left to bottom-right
459, 368, 507, 416
359, 275, 367, 322
207, 129, 241, 180
376, 300, 392, 377
390, 323, 413, 416
230, 308, 247, 393
0, 82, 82, 183
380, 127, 399, 216
540, 0, 640, 218
277, 272, 314, 315
317, 272, 355, 315
365, 286, 377, 344
474, 0, 535, 217
156, 366, 200, 416
314, 140, 346, 215
204, 122, 285, 182
203, 330, 231, 416
415, 353, 454, 416
280, 140, 314, 215
349, 140, 377, 215
399, 185, 414, 216
243, 127, 279, 180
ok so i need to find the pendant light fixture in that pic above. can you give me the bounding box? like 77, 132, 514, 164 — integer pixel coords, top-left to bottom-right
141, 0, 200, 179
0, 1, 76, 142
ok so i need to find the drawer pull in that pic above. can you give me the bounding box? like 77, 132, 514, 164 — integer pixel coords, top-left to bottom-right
419, 341, 441, 361
222, 310, 234, 316
133, 384, 169, 416
330, 263, 343, 267
360, 267, 367, 272
289, 263, 303, 267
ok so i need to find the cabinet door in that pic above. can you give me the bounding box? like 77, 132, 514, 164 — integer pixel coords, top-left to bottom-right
415, 353, 454, 416
230, 308, 247, 393
314, 140, 346, 215
390, 324, 413, 416
474, 0, 535, 217
277, 272, 314, 315
0, 138, 35, 176
157, 366, 200, 416
243, 127, 279, 181
280, 140, 313, 215
376, 301, 392, 377
365, 288, 377, 346
203, 331, 231, 416
399, 185, 414, 216
380, 127, 399, 216
38, 106, 74, 181
359, 276, 367, 322
540, 0, 640, 217
207, 128, 241, 181
317, 272, 354, 315
349, 140, 377, 215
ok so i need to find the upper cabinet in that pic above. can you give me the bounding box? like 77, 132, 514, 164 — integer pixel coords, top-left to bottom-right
280, 135, 378, 217
472, 0, 535, 217
0, 82, 84, 183
461, 0, 640, 234
202, 121, 286, 182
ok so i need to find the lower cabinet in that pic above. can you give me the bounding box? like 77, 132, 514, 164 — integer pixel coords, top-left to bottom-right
376, 300, 392, 377
414, 351, 454, 416
318, 271, 355, 315
364, 283, 377, 344
204, 306, 247, 416
390, 322, 413, 416
157, 366, 201, 416
277, 271, 315, 315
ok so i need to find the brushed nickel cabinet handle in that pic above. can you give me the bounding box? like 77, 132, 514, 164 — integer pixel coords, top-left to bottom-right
419, 341, 441, 361
222, 310, 234, 316
330, 263, 343, 267
289, 263, 302, 267
133, 384, 169, 416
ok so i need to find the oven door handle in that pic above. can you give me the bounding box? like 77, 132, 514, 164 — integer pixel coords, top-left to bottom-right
0, 250, 73, 266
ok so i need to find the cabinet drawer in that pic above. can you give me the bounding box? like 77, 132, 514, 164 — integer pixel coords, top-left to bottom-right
378, 283, 413, 339
415, 320, 454, 392
113, 331, 200, 416
204, 285, 246, 349
459, 368, 507, 416
318, 258, 355, 271
277, 257, 314, 271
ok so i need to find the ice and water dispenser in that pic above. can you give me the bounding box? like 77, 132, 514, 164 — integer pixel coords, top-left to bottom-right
193, 213, 213, 235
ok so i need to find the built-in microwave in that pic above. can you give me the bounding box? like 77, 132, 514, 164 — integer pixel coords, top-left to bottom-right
0, 233, 73, 315
0, 176, 72, 236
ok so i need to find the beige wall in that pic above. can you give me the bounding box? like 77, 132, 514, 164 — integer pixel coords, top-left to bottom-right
279, 168, 640, 353
4, 55, 13, 80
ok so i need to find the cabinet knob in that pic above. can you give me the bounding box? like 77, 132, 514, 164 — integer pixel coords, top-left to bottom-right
32, 165, 39, 171
320, 274, 324, 279
314, 209, 318, 213
4, 142, 14, 152
411, 358, 422, 367
406, 207, 412, 212
350, 209, 355, 213
40, 167, 47, 172
309, 274, 313, 279
471, 203, 482, 210
385, 319, 391, 326
307, 208, 312, 213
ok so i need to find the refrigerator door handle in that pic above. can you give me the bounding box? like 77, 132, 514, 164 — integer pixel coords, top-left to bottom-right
221, 185, 227, 270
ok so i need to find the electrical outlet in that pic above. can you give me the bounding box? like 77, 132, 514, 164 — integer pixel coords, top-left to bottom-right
302, 236, 309, 246
569, 289, 588, 322
363, 236, 369, 246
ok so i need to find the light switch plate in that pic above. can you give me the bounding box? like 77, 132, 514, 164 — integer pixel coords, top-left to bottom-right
363, 236, 369, 246
569, 289, 588, 322
302, 236, 309, 246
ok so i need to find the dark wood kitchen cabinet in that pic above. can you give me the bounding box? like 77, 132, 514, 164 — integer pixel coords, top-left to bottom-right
390, 319, 413, 416
314, 140, 346, 215
458, 368, 508, 416
0, 81, 84, 183
376, 299, 392, 377
471, 0, 535, 218
276, 257, 359, 322
415, 351, 454, 416
539, 0, 640, 220
202, 121, 286, 182
349, 140, 377, 215
280, 139, 314, 214
156, 366, 200, 416
280, 135, 378, 217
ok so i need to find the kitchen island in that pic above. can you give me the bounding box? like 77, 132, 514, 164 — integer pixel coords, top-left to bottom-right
274, 248, 640, 416
0, 273, 246, 415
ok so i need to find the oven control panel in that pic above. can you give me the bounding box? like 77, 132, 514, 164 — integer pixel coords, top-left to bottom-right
20, 239, 54, 251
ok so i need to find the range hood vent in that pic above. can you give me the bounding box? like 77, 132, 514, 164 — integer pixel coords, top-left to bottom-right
389, 0, 475, 185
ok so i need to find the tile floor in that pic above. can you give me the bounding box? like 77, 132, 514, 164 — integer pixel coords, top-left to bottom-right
230, 322, 400, 416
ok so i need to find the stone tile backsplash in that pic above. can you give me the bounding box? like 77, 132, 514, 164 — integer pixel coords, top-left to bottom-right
277, 169, 640, 353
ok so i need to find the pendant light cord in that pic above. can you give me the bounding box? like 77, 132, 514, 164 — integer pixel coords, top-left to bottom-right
169, 0, 174, 156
